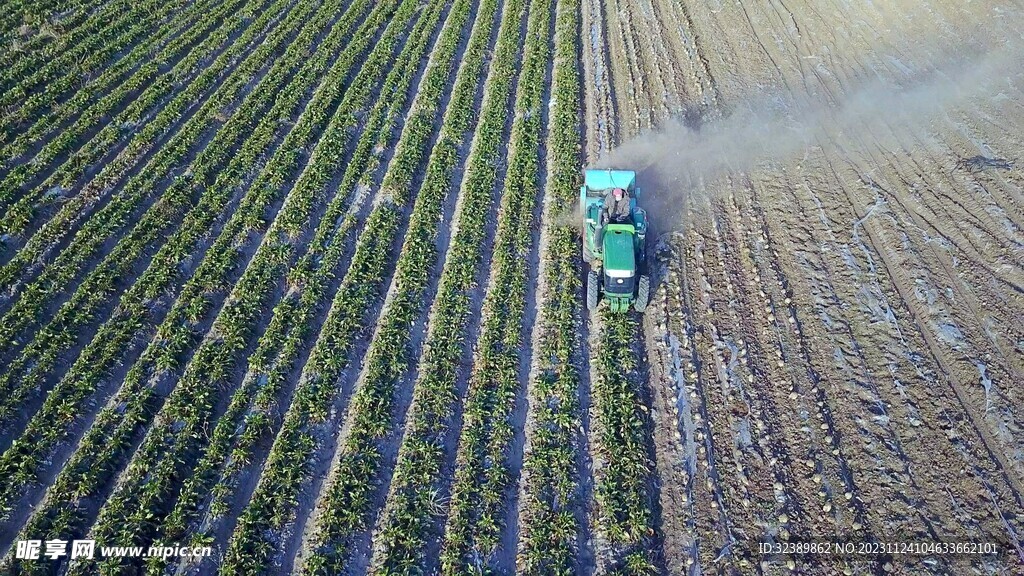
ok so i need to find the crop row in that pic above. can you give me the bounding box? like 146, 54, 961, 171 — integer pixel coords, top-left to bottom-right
217, 0, 490, 570
591, 311, 659, 572
508, 0, 584, 570
156, 0, 449, 569
0, 0, 245, 223
0, 0, 299, 317
428, 0, 551, 570
0, 0, 115, 89
0, 0, 183, 137
2, 0, 385, 558
296, 0, 528, 565
0, 0, 75, 43
0, 0, 339, 516
0, 0, 290, 291
0, 0, 139, 93
512, 0, 585, 565
66, 0, 424, 570
0, 0, 278, 262
298, 0, 530, 571
219, 4, 450, 555
0, 0, 213, 163
0, 0, 317, 432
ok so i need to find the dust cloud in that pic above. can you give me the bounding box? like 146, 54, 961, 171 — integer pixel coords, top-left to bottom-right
591, 36, 1024, 233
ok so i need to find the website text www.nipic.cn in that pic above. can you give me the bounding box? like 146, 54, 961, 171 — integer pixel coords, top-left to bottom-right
15, 539, 212, 561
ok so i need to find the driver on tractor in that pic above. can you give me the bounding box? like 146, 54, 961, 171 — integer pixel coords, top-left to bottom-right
603, 187, 631, 223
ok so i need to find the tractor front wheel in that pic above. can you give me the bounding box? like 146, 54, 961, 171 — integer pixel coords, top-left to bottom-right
587, 270, 599, 311
635, 275, 650, 312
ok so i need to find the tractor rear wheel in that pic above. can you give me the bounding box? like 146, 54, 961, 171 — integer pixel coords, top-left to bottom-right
635, 275, 650, 312
587, 270, 599, 311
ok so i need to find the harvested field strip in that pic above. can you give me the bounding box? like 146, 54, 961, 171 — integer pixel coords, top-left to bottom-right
722, 183, 868, 541
644, 236, 741, 574
600, 0, 647, 134
754, 164, 1021, 572
514, 0, 591, 571
298, 0, 531, 569
579, 0, 615, 159
748, 171, 1019, 574
698, 187, 854, 571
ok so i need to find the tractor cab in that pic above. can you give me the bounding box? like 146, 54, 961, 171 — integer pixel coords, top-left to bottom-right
580, 169, 650, 313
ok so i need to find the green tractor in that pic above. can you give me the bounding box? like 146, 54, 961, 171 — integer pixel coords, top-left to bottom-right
581, 169, 650, 313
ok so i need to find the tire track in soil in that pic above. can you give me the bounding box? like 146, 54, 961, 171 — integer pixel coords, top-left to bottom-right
614, 0, 671, 121
857, 124, 1024, 386
645, 10, 913, 567
764, 0, 1024, 409
630, 0, 689, 118
816, 139, 1024, 490
780, 0, 1024, 516
812, 150, 1024, 544
659, 0, 721, 116
634, 0, 843, 565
